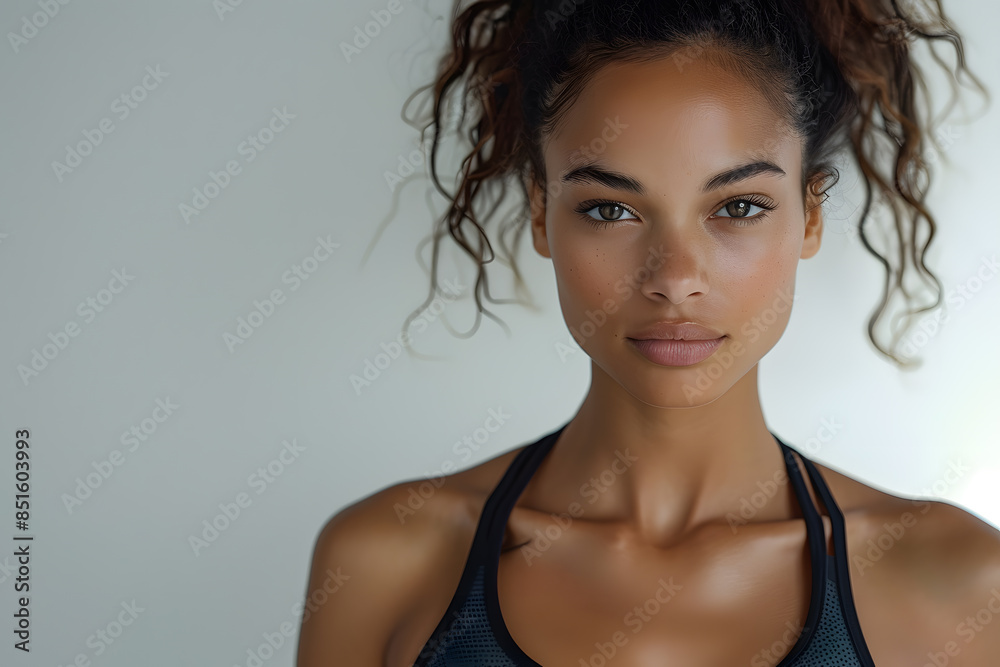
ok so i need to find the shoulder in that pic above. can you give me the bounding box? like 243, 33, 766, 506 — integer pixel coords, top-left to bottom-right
309, 439, 526, 563
878, 498, 1000, 662
812, 459, 1000, 583
315, 443, 522, 553
296, 444, 525, 666
813, 460, 1000, 662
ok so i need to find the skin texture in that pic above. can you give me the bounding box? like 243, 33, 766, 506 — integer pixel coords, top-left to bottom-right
297, 55, 1000, 667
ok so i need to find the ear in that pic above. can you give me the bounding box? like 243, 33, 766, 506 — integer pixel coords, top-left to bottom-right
800, 175, 825, 260
526, 175, 551, 259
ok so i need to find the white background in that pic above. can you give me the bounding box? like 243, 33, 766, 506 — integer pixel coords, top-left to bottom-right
1, 0, 998, 666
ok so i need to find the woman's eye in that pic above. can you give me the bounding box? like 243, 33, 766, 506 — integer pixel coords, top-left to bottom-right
580, 202, 638, 222
714, 199, 768, 219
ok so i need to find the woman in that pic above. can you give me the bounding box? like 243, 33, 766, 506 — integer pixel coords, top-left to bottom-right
299, 0, 998, 664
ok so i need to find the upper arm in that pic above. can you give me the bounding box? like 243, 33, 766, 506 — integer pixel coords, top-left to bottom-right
893, 500, 1000, 664
936, 503, 1000, 665
294, 482, 465, 667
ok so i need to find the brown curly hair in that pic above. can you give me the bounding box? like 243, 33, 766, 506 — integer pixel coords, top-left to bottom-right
377, 0, 989, 368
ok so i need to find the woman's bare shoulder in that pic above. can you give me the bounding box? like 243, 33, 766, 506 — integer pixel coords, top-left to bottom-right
813, 459, 1000, 661
324, 438, 528, 530
296, 444, 528, 666
814, 459, 1000, 571
312, 441, 529, 584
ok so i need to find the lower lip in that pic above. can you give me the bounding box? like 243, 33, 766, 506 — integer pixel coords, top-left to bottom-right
627, 337, 725, 367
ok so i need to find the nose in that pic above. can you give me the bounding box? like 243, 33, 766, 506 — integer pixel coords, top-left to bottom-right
637, 234, 711, 304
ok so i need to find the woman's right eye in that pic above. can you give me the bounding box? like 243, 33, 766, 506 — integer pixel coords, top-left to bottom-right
574, 200, 640, 225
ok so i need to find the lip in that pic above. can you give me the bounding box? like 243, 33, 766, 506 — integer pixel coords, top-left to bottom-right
627, 320, 725, 341
626, 320, 726, 367
627, 337, 725, 366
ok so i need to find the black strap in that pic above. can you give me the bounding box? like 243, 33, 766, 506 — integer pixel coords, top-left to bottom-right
798, 455, 879, 667
769, 434, 831, 663
483, 424, 566, 557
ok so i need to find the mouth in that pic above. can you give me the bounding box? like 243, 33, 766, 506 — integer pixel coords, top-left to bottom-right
626, 335, 726, 367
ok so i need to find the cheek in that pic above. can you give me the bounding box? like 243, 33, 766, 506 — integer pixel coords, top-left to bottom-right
551, 245, 620, 309
721, 229, 800, 332
548, 229, 637, 328
717, 216, 796, 267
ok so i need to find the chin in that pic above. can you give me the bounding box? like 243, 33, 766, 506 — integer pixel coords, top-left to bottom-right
589, 342, 754, 409
627, 372, 743, 409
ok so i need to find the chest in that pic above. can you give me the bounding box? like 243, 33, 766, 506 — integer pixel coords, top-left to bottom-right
391, 510, 933, 667
496, 516, 831, 665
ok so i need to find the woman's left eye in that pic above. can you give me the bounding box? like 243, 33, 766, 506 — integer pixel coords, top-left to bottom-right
712, 196, 776, 226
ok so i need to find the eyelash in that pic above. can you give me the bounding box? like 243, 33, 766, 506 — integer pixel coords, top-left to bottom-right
573, 195, 777, 229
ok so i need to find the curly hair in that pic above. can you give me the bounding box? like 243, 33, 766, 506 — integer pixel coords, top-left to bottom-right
381, 0, 989, 368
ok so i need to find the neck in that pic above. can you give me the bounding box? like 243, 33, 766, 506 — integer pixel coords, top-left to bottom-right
539, 361, 794, 548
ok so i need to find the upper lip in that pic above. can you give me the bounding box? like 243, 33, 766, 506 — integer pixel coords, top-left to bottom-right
627, 320, 725, 341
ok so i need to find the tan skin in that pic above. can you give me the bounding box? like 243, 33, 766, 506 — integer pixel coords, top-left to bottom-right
297, 54, 1000, 666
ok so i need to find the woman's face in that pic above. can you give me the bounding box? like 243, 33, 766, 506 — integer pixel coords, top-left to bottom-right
529, 54, 824, 408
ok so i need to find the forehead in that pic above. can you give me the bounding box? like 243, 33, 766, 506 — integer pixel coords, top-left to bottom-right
544, 56, 801, 183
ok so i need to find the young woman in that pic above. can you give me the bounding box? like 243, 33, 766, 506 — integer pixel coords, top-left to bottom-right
299, 0, 998, 664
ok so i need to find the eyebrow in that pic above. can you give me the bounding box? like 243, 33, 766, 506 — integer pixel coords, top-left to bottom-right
560, 159, 787, 195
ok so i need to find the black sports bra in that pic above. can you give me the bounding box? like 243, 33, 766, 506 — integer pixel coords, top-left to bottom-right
411, 422, 878, 666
